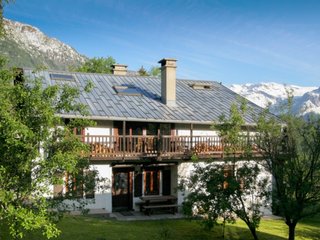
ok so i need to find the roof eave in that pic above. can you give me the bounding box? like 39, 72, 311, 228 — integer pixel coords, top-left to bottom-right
57, 114, 257, 126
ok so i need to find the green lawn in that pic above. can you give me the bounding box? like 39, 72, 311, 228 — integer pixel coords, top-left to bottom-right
4, 215, 320, 240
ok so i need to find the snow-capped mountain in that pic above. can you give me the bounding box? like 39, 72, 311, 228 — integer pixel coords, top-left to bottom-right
0, 18, 86, 70
293, 87, 320, 116
230, 82, 320, 116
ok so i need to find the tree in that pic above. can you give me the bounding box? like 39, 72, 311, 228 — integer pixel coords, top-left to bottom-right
148, 66, 160, 77
0, 1, 11, 36
137, 65, 148, 76
137, 66, 160, 77
181, 101, 270, 240
72, 56, 116, 74
255, 95, 320, 240
0, 63, 95, 239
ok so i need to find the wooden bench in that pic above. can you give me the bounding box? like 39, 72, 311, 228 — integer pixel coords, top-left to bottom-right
142, 204, 178, 216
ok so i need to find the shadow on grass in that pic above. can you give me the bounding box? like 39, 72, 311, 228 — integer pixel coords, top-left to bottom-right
295, 226, 320, 240
5, 216, 320, 240
222, 225, 286, 240
148, 220, 287, 240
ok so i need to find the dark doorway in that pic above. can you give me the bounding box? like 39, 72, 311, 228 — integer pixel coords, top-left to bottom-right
112, 168, 133, 211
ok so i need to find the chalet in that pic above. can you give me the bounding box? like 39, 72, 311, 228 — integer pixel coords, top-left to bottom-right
24, 58, 267, 214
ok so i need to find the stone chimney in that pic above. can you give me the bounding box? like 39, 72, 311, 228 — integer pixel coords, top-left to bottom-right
158, 58, 177, 106
112, 64, 127, 76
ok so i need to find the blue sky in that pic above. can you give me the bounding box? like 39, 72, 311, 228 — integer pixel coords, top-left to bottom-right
4, 0, 320, 86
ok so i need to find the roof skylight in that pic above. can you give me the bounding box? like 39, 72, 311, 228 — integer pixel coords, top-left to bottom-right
50, 73, 75, 82
113, 85, 141, 96
189, 83, 214, 90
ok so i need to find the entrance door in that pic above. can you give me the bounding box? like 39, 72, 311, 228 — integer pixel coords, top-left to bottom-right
112, 169, 133, 210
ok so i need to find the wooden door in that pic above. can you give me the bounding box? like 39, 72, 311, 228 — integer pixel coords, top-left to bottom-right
112, 169, 133, 210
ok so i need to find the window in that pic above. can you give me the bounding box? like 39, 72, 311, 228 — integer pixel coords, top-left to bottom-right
144, 170, 160, 195
223, 164, 244, 190
74, 127, 84, 136
113, 85, 141, 96
223, 164, 234, 189
65, 170, 96, 199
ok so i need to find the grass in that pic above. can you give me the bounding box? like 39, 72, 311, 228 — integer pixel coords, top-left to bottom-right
3, 215, 320, 240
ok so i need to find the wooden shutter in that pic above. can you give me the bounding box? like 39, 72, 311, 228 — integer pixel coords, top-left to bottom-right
134, 172, 142, 197
53, 184, 63, 197
162, 169, 171, 196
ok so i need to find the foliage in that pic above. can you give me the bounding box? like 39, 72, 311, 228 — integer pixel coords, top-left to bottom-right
137, 66, 148, 76
215, 99, 248, 157
148, 66, 160, 77
72, 56, 116, 74
137, 65, 160, 77
0, 0, 11, 36
0, 59, 96, 239
181, 101, 270, 240
255, 94, 320, 240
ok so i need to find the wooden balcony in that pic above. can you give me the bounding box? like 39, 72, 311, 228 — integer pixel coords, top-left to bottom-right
82, 134, 261, 161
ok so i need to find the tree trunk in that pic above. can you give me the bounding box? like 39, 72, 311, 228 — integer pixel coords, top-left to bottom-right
222, 221, 225, 239
249, 226, 259, 240
288, 223, 297, 240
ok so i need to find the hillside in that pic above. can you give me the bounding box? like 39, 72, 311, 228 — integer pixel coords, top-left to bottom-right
0, 18, 86, 70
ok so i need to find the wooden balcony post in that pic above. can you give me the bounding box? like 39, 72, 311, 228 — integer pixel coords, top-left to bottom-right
190, 123, 193, 151
221, 136, 224, 158
122, 121, 126, 160
157, 128, 160, 154
170, 129, 175, 152
246, 131, 249, 151
129, 128, 133, 152
86, 133, 90, 157
142, 128, 147, 153
86, 133, 89, 144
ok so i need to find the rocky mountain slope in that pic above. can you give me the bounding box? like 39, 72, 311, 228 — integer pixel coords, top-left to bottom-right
0, 18, 86, 70
230, 82, 320, 116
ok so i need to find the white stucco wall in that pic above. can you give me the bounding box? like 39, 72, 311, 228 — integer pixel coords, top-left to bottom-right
178, 160, 272, 216
86, 164, 113, 212
235, 161, 272, 216
177, 162, 195, 206
177, 129, 219, 136
171, 165, 178, 197
83, 120, 113, 135
61, 164, 113, 213
175, 124, 219, 137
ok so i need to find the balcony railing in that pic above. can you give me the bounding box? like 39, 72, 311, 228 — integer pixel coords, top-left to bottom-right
82, 134, 260, 160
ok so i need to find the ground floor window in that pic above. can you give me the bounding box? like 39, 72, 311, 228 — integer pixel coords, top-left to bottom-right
133, 167, 171, 197
65, 170, 96, 199
144, 170, 160, 195
223, 164, 235, 189
113, 172, 129, 196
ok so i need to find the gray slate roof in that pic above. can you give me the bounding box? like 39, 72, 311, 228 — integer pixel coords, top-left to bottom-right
24, 69, 265, 125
